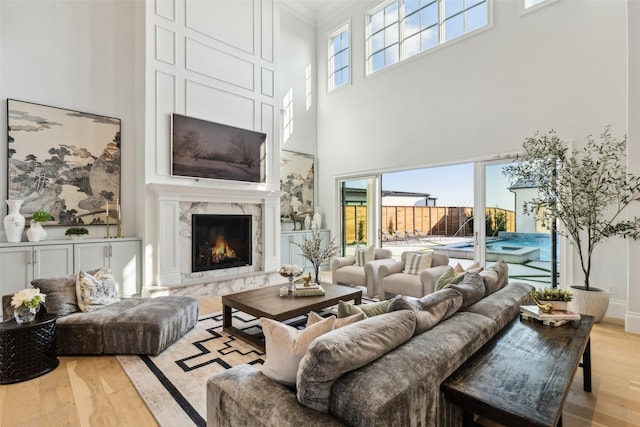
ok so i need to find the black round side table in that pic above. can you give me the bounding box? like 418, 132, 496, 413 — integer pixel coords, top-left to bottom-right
0, 313, 59, 384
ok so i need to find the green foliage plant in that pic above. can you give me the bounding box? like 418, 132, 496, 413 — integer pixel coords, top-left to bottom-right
32, 211, 54, 223
532, 287, 573, 302
65, 227, 89, 236
503, 126, 640, 290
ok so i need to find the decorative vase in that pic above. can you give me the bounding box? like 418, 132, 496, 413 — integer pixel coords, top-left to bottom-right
304, 214, 311, 230
4, 199, 26, 243
27, 220, 47, 242
14, 305, 37, 324
312, 210, 322, 230
313, 265, 321, 284
568, 285, 610, 323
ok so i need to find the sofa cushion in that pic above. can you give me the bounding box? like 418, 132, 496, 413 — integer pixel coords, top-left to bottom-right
296, 310, 417, 412
465, 281, 535, 329
454, 262, 484, 274
480, 260, 509, 296
388, 288, 464, 335
305, 311, 364, 329
261, 315, 335, 388
76, 268, 120, 312
32, 274, 79, 316
445, 272, 486, 309
355, 245, 375, 266
434, 266, 465, 291
333, 265, 367, 287
403, 252, 432, 274
337, 299, 390, 318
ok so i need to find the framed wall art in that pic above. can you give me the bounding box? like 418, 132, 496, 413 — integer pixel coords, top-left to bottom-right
7, 99, 121, 225
171, 113, 266, 183
280, 150, 314, 220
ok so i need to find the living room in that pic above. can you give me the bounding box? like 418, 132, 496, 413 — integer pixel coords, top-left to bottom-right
1, 0, 639, 425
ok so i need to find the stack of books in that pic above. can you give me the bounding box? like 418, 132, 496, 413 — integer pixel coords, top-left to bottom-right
294, 283, 325, 297
519, 305, 581, 327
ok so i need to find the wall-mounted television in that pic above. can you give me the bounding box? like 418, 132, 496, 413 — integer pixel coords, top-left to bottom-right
171, 113, 266, 183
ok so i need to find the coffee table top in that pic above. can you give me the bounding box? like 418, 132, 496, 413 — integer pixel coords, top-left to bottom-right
222, 282, 362, 321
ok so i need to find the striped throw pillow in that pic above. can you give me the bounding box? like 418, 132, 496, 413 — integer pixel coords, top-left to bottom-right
402, 252, 433, 275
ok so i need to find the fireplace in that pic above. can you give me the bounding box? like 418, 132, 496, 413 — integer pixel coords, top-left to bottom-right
192, 214, 252, 272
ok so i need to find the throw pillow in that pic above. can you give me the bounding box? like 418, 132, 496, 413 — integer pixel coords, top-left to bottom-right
445, 272, 486, 309
76, 268, 121, 313
305, 311, 364, 329
260, 315, 335, 388
402, 252, 433, 275
435, 266, 465, 291
454, 261, 484, 274
388, 289, 463, 335
337, 299, 391, 318
296, 310, 417, 412
480, 260, 509, 295
31, 274, 79, 316
355, 245, 375, 266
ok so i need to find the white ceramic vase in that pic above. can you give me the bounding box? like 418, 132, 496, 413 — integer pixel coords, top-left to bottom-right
312, 210, 322, 230
4, 199, 26, 243
304, 214, 311, 230
27, 220, 47, 242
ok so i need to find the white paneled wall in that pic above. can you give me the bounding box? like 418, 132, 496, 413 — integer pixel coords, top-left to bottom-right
145, 0, 280, 288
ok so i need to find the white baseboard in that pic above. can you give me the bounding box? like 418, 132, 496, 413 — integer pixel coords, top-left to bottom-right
625, 311, 640, 334
606, 298, 627, 319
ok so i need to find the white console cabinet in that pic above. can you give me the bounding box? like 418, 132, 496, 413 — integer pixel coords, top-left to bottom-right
74, 239, 141, 296
0, 244, 74, 295
280, 230, 331, 274
0, 237, 141, 297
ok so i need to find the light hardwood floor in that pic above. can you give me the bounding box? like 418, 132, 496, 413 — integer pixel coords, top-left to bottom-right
1, 297, 638, 427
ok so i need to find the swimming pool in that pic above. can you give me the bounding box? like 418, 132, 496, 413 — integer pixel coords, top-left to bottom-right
433, 232, 556, 263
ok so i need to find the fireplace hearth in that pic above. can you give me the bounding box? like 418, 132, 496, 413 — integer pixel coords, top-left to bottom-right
192, 214, 252, 272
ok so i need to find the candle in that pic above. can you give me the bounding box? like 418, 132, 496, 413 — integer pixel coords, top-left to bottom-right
117, 198, 121, 221
106, 203, 109, 217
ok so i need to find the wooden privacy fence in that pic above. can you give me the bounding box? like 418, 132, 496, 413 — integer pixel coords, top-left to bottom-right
343, 206, 515, 243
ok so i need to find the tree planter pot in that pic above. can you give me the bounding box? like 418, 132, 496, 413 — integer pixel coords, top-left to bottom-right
568, 286, 609, 323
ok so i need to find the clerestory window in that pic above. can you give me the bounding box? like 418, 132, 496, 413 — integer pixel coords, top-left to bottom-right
525, 0, 546, 8
367, 0, 488, 74
328, 24, 350, 91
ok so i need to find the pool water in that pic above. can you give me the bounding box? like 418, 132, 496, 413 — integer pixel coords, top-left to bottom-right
495, 232, 557, 262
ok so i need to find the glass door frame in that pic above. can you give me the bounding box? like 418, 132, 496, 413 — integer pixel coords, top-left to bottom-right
335, 174, 382, 256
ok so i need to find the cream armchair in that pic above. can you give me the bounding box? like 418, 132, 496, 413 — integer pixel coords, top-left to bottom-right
379, 252, 450, 299
331, 247, 394, 298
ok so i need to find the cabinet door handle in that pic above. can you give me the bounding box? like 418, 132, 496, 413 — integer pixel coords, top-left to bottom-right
28, 251, 33, 265
109, 245, 113, 258
34, 250, 38, 265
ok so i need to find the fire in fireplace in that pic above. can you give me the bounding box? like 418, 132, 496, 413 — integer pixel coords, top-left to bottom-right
192, 214, 252, 272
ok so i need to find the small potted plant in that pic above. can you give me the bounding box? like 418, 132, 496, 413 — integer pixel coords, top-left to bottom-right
294, 230, 340, 284
27, 211, 55, 242
65, 227, 90, 240
531, 288, 574, 311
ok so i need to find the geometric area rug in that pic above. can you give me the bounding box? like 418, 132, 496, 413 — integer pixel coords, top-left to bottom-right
117, 297, 374, 427
117, 310, 266, 427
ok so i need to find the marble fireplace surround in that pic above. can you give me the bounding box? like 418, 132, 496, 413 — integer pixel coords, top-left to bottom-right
147, 183, 281, 297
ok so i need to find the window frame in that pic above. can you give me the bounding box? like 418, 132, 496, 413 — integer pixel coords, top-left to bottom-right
327, 21, 352, 93
365, 0, 490, 75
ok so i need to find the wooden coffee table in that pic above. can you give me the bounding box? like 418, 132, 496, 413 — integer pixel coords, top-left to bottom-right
441, 314, 593, 427
222, 283, 362, 351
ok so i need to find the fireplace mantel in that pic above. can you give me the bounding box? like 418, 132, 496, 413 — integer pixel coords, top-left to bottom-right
147, 182, 281, 289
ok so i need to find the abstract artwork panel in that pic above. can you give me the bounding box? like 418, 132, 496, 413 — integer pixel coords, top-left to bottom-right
280, 150, 314, 219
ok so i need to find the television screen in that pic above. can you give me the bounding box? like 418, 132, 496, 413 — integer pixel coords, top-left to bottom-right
171, 113, 266, 183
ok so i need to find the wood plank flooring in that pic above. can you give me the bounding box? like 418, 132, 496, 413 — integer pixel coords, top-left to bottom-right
0, 297, 638, 427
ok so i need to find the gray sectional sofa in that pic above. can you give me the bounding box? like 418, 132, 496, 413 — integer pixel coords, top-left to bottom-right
207, 262, 534, 426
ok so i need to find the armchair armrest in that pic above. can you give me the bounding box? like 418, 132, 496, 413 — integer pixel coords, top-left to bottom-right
331, 256, 356, 284
379, 260, 405, 280
364, 258, 398, 298
419, 265, 452, 296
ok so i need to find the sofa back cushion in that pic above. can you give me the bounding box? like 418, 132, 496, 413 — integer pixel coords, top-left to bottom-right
479, 260, 509, 296
337, 299, 391, 318
445, 272, 486, 309
296, 310, 416, 412
261, 315, 335, 388
388, 288, 463, 335
32, 275, 79, 316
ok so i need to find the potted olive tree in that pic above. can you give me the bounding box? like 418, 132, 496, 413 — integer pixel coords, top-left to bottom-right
503, 126, 640, 322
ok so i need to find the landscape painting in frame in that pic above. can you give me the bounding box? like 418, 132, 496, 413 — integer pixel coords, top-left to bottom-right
7, 99, 121, 226
280, 150, 314, 219
171, 113, 266, 183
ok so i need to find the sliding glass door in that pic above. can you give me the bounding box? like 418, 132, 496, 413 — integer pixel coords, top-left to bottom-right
338, 176, 381, 256
480, 161, 558, 286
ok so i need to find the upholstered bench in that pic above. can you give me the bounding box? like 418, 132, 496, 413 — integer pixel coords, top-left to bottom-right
2, 271, 199, 355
